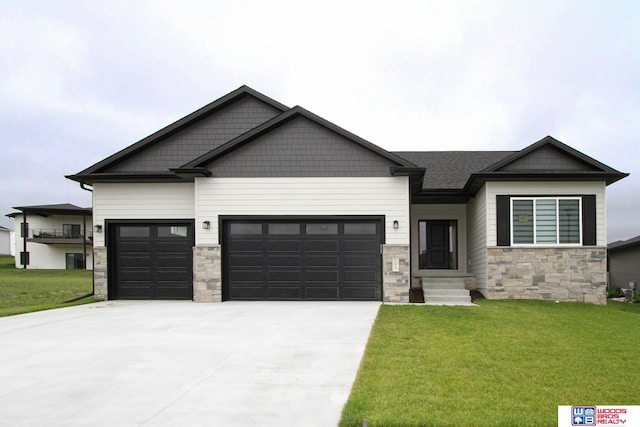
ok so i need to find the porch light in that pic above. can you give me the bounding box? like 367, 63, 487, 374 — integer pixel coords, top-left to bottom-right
393, 220, 399, 230
94, 225, 103, 233
202, 221, 211, 230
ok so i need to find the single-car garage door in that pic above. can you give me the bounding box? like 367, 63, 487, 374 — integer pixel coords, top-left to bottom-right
108, 222, 194, 300
223, 218, 383, 301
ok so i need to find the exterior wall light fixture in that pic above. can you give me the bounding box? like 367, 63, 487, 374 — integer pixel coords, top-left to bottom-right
202, 221, 211, 230
94, 225, 103, 233
393, 220, 399, 230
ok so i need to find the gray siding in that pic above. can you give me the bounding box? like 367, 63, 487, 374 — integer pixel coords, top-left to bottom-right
500, 145, 598, 172
466, 186, 487, 292
609, 247, 640, 289
106, 96, 283, 172
205, 117, 396, 177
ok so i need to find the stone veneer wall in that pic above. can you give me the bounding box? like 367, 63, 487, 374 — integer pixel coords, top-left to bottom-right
93, 246, 108, 300
486, 247, 607, 305
193, 245, 222, 302
382, 244, 410, 303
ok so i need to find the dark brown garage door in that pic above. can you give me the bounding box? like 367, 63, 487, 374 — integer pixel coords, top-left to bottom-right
108, 222, 194, 300
223, 218, 383, 301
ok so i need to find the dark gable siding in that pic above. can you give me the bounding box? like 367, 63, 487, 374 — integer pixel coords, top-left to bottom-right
106, 96, 283, 173
205, 116, 396, 177
499, 145, 599, 172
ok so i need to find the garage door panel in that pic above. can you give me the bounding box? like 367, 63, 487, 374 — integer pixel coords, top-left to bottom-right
267, 286, 301, 299
229, 270, 263, 282
224, 219, 381, 301
306, 287, 339, 300
157, 255, 190, 268
305, 270, 339, 283
118, 242, 151, 252
267, 270, 301, 282
304, 240, 339, 252
230, 254, 263, 266
157, 270, 191, 282
344, 239, 378, 252
118, 271, 151, 282
117, 285, 153, 299
306, 255, 338, 267
268, 255, 301, 267
229, 286, 266, 299
344, 254, 378, 267
343, 286, 378, 300
344, 270, 378, 283
156, 241, 191, 252
267, 240, 301, 252
228, 239, 262, 252
157, 286, 193, 299
119, 256, 151, 268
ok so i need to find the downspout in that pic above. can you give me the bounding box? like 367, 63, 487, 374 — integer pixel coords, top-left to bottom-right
22, 212, 27, 269
79, 183, 95, 297
82, 213, 87, 270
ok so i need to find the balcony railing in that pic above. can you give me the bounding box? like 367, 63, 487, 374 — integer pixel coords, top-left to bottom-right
29, 228, 93, 241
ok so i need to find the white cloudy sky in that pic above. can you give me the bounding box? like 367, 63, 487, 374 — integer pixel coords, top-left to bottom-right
1, 0, 638, 242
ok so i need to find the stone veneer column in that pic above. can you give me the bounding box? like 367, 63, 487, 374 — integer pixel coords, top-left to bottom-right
382, 244, 410, 303
486, 247, 607, 305
193, 245, 222, 302
93, 246, 108, 300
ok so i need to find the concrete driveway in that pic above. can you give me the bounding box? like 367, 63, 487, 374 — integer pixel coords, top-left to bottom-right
0, 300, 380, 427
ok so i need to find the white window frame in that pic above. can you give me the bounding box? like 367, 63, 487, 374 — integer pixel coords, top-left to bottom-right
510, 197, 582, 246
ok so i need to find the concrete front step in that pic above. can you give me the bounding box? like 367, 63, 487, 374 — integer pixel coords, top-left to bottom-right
424, 295, 472, 303
421, 277, 472, 305
423, 289, 471, 297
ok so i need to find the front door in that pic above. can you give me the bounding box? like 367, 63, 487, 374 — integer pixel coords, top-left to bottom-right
419, 220, 457, 270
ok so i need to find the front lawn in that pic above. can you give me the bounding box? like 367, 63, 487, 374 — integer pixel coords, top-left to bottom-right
340, 300, 640, 426
0, 256, 96, 317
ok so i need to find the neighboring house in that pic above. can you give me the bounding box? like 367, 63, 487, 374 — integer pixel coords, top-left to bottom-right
608, 235, 640, 291
66, 86, 628, 304
0, 225, 11, 256
6, 204, 93, 270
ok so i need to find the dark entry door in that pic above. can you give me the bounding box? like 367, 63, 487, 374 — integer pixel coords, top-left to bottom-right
223, 218, 383, 301
109, 222, 194, 300
425, 220, 450, 269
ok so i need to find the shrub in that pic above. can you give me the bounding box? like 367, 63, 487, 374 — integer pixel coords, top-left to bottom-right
607, 286, 624, 298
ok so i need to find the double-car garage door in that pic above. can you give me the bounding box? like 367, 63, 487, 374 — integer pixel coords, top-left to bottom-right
109, 218, 382, 301
223, 218, 382, 301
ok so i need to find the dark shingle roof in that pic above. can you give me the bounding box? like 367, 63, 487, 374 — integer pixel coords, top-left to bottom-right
6, 204, 92, 218
393, 151, 515, 190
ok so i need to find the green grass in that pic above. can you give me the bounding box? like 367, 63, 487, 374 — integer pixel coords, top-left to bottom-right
0, 255, 97, 317
340, 300, 640, 427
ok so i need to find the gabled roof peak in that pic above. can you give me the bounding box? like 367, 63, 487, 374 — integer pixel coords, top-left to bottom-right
481, 135, 618, 174
69, 86, 290, 178
179, 104, 416, 169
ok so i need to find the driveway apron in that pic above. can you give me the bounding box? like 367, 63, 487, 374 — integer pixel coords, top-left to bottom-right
0, 301, 380, 427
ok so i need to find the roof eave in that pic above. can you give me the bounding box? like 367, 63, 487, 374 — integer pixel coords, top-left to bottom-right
65, 172, 188, 184
464, 171, 629, 194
